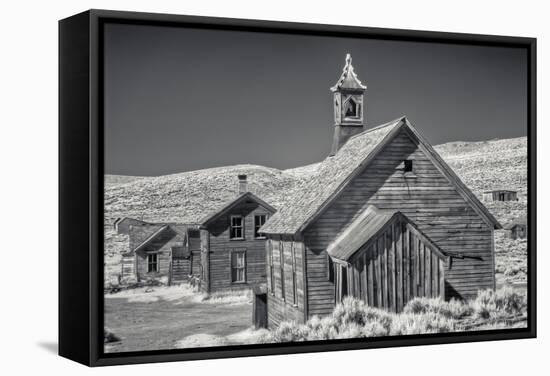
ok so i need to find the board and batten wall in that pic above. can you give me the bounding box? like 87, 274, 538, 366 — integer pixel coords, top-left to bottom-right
265, 237, 307, 327
303, 127, 495, 317
342, 217, 446, 313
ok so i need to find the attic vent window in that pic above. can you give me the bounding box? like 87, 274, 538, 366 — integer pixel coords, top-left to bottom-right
404, 160, 413, 173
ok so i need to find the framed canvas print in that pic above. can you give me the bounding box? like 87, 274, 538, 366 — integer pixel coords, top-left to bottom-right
59, 9, 536, 366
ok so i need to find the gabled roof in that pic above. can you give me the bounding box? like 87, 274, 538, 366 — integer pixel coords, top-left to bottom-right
260, 117, 501, 235
327, 206, 397, 261
125, 223, 196, 255
129, 225, 169, 254
200, 191, 276, 228
327, 205, 448, 262
331, 54, 367, 92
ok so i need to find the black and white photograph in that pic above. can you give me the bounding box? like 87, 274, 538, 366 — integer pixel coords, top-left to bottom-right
101, 20, 530, 354
3, 0, 549, 373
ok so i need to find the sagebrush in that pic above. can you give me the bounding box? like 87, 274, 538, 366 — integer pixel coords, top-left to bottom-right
260, 289, 526, 343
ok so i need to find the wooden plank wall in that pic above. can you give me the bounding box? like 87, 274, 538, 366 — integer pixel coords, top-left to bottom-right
121, 255, 135, 281
135, 229, 182, 282
305, 247, 335, 317
266, 238, 305, 327
346, 220, 445, 312
304, 127, 494, 301
204, 202, 271, 292
171, 257, 190, 282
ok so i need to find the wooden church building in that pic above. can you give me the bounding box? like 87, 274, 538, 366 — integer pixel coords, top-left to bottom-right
260, 54, 501, 327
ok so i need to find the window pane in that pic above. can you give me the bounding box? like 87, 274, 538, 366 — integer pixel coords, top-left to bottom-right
254, 215, 266, 237
238, 253, 245, 267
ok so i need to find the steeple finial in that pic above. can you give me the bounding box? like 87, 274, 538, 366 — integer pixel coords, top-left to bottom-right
345, 53, 352, 66
331, 53, 366, 92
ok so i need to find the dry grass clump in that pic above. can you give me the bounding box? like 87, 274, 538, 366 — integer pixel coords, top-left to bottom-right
390, 313, 456, 335
195, 288, 252, 305
494, 232, 528, 284
403, 297, 473, 319
471, 288, 527, 320
260, 297, 418, 343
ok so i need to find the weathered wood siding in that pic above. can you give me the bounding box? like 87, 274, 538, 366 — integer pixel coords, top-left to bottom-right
121, 255, 136, 282
266, 237, 306, 327
170, 230, 201, 283
304, 127, 494, 305
483, 191, 517, 202
203, 201, 272, 292
171, 256, 190, 283
343, 219, 445, 312
305, 247, 335, 317
135, 227, 185, 283
199, 229, 210, 292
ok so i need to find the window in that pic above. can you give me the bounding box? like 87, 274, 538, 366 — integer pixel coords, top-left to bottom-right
231, 251, 246, 283
147, 253, 158, 273
254, 214, 267, 238
404, 159, 413, 173
230, 215, 244, 239
344, 98, 358, 118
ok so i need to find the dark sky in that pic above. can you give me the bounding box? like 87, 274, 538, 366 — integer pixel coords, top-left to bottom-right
104, 23, 527, 176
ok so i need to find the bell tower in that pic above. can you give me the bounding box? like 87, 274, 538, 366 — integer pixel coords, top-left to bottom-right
330, 54, 367, 156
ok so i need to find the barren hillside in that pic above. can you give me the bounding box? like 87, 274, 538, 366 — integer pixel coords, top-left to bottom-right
104, 136, 527, 283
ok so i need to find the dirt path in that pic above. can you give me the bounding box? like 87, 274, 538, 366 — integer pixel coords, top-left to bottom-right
104, 287, 252, 353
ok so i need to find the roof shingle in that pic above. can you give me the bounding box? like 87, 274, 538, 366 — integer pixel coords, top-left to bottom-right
260, 117, 404, 235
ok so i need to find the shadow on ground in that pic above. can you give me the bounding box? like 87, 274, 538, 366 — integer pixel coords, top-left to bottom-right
37, 342, 58, 354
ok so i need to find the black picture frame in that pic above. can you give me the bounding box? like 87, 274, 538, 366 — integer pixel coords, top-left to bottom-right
59, 9, 537, 367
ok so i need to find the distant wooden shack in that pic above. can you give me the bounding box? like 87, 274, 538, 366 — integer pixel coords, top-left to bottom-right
113, 217, 148, 235
120, 221, 201, 284
505, 217, 527, 239
482, 190, 518, 202
259, 55, 501, 327
198, 175, 276, 293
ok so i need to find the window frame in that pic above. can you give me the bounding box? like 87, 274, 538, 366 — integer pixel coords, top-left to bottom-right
230, 249, 247, 283
229, 215, 245, 240
254, 214, 268, 239
404, 159, 414, 173
343, 97, 361, 120
147, 253, 159, 273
